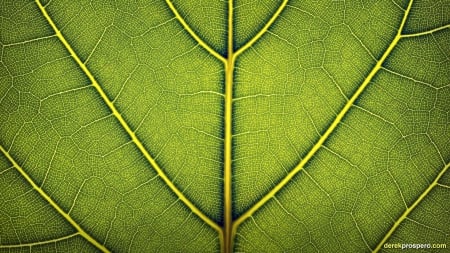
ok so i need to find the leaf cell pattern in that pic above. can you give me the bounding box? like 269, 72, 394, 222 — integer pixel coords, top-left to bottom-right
0, 0, 449, 252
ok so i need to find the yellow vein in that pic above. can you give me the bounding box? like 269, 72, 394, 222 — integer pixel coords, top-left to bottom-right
233, 0, 414, 231
34, 0, 221, 234
223, 0, 234, 251
437, 183, 450, 189
0, 146, 109, 252
164, 0, 227, 64
2, 34, 57, 47
401, 24, 450, 38
223, 2, 289, 250
373, 161, 450, 252
0, 233, 79, 249
233, 0, 289, 58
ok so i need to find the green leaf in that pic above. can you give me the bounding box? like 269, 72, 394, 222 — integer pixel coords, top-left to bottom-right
1, 0, 449, 252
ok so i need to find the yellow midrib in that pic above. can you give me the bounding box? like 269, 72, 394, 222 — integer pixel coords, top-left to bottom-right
23, 1, 440, 253
223, 1, 290, 252
0, 146, 109, 252
164, 0, 290, 251
222, 0, 234, 251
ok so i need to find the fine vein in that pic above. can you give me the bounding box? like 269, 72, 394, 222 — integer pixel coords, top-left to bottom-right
401, 23, 450, 38
0, 146, 109, 252
233, 0, 414, 230
234, 0, 289, 58
373, 161, 450, 252
164, 0, 227, 64
0, 233, 79, 249
34, 0, 221, 234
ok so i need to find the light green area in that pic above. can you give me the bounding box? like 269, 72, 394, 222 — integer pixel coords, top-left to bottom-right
0, 0, 449, 252
0, 157, 75, 246
234, 0, 284, 50
382, 186, 450, 252
404, 0, 450, 34
170, 0, 227, 54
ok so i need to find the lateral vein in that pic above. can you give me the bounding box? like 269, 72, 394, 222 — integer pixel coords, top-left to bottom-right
34, 0, 221, 234
233, 0, 289, 58
233, 0, 414, 230
401, 23, 450, 38
373, 161, 450, 252
0, 233, 79, 249
0, 146, 109, 252
164, 0, 227, 64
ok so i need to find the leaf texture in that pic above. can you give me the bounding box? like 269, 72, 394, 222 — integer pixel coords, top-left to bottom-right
0, 0, 449, 252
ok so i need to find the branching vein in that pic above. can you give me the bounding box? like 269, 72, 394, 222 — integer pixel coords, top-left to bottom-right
232, 0, 415, 232
18, 1, 446, 253
373, 161, 450, 252
225, 1, 289, 252
0, 146, 109, 252
164, 0, 227, 64
34, 0, 220, 235
233, 0, 289, 58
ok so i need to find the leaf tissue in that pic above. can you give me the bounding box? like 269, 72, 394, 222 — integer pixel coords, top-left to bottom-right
0, 0, 449, 252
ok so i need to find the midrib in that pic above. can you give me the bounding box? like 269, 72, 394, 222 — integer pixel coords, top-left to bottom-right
223, 1, 289, 251
222, 0, 234, 251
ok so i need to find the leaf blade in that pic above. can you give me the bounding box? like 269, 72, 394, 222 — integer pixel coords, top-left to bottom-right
35, 0, 220, 234
0, 146, 109, 252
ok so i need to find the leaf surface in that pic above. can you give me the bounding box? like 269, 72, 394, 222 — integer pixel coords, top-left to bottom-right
0, 0, 449, 252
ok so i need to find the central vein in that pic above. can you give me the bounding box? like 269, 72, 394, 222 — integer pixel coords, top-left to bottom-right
223, 0, 234, 252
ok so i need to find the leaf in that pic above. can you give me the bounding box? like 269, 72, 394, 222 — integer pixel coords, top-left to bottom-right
0, 0, 449, 252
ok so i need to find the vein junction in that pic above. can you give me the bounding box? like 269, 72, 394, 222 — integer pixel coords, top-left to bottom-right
13, 0, 447, 253
32, 0, 222, 249
0, 146, 110, 253
233, 0, 416, 231
166, 0, 290, 251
